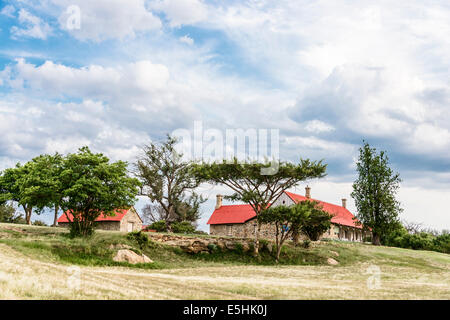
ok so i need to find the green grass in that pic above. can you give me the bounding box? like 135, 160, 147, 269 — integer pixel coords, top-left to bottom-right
0, 223, 448, 272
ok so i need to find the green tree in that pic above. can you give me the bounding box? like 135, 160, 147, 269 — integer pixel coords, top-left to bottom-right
21, 153, 64, 227
0, 163, 36, 225
134, 136, 204, 231
296, 200, 333, 241
351, 141, 402, 245
192, 158, 326, 255
60, 146, 141, 237
0, 203, 25, 224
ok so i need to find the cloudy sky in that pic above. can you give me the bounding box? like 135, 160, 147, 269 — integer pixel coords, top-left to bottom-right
0, 0, 449, 231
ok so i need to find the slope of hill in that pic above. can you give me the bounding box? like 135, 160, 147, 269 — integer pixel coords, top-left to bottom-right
0, 223, 449, 299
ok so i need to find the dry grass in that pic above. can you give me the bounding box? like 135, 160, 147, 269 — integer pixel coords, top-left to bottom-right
0, 241, 449, 299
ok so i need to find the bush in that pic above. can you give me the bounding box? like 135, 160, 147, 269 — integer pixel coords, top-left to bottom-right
433, 233, 450, 254
32, 220, 47, 226
148, 220, 167, 232
302, 239, 311, 249
171, 221, 196, 234
127, 231, 149, 249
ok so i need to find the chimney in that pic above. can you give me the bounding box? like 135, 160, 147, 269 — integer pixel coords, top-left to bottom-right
342, 198, 347, 208
215, 194, 223, 209
305, 186, 311, 199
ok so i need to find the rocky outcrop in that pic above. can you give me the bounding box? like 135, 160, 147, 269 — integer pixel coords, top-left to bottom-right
147, 233, 256, 254
113, 249, 153, 264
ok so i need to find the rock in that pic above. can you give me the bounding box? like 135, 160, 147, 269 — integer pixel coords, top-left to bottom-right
330, 251, 339, 257
266, 243, 273, 253
113, 249, 153, 264
327, 258, 339, 265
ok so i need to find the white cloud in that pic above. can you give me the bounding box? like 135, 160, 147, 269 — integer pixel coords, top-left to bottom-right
10, 9, 52, 40
179, 35, 194, 45
304, 120, 335, 133
56, 0, 161, 41
151, 0, 208, 27
1, 4, 16, 18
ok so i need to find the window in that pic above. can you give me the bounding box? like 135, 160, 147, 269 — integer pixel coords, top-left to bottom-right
334, 226, 340, 235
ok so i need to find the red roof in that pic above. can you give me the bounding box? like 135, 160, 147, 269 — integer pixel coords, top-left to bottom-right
208, 191, 362, 229
58, 208, 131, 223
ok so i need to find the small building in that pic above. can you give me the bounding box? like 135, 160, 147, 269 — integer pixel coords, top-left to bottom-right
57, 207, 143, 232
208, 187, 370, 242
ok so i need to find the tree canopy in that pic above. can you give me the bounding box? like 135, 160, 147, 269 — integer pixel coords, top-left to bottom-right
134, 136, 204, 231
60, 146, 141, 237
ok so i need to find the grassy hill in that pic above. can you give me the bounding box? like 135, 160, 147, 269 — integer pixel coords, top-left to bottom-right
0, 223, 449, 299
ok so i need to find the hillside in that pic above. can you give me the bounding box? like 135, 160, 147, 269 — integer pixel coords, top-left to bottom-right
0, 223, 449, 299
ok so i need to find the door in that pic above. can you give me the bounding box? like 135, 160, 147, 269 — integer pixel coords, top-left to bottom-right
127, 222, 134, 232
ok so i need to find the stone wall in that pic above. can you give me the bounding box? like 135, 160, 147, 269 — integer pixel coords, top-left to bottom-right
58, 221, 121, 231
119, 207, 143, 232
210, 219, 367, 242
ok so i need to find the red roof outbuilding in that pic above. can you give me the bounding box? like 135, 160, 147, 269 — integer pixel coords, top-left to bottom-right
57, 209, 131, 223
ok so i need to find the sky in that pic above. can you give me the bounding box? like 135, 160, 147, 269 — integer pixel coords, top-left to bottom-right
0, 0, 449, 231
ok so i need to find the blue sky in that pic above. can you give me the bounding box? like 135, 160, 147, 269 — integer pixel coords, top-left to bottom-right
0, 0, 449, 230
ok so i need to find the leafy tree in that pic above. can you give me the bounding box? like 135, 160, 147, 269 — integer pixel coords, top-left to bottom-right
0, 163, 36, 225
0, 203, 25, 224
60, 147, 141, 237
192, 158, 326, 255
351, 142, 402, 245
21, 153, 64, 226
258, 205, 304, 262
296, 200, 333, 241
134, 136, 204, 231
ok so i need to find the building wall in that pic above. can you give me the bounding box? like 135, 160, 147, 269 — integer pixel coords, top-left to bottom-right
58, 207, 143, 232
119, 207, 143, 232
210, 220, 368, 242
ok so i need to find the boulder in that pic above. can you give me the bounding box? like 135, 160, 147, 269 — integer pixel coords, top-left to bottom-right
327, 258, 339, 265
113, 249, 153, 264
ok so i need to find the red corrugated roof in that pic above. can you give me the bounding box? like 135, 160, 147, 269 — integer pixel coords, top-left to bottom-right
57, 209, 130, 223
208, 191, 362, 229
207, 204, 257, 225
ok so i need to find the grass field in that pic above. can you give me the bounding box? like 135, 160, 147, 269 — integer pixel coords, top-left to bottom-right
0, 223, 449, 299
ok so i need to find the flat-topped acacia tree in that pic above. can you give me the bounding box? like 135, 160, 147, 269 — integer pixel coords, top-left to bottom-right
60, 147, 141, 237
192, 158, 327, 255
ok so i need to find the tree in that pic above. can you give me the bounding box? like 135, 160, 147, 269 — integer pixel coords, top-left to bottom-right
0, 203, 25, 224
0, 163, 36, 225
60, 147, 141, 237
296, 200, 333, 241
351, 141, 402, 245
21, 153, 64, 227
192, 158, 326, 255
134, 136, 204, 231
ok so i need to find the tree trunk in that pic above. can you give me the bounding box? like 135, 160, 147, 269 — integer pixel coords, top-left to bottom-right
23, 206, 32, 225
372, 233, 381, 246
53, 205, 59, 227
253, 222, 261, 256
292, 227, 300, 246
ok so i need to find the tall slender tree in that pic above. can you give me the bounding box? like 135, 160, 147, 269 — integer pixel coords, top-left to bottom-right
351, 141, 402, 245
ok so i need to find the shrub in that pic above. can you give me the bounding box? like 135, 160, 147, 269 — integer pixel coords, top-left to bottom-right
127, 231, 149, 249
302, 239, 311, 249
171, 221, 196, 234
148, 220, 167, 232
32, 220, 47, 226
433, 233, 450, 254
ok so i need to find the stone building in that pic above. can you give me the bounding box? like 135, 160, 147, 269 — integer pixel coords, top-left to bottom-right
57, 207, 143, 232
208, 187, 370, 241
